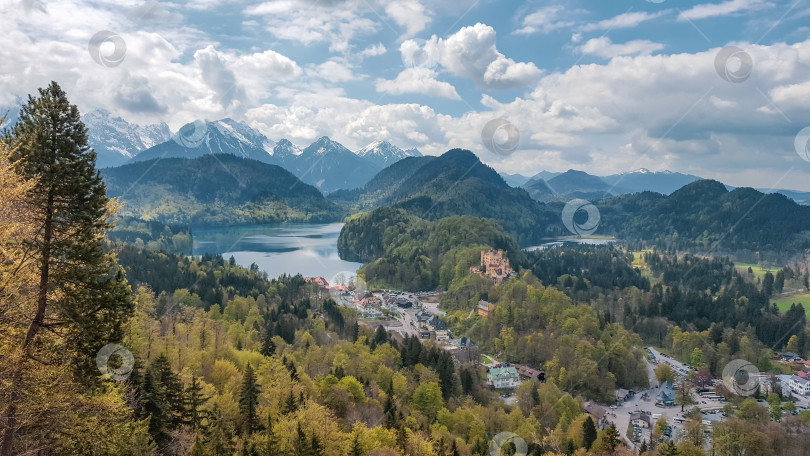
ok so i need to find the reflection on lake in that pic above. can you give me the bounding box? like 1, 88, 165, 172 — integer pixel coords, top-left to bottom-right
524, 238, 614, 251
192, 223, 363, 280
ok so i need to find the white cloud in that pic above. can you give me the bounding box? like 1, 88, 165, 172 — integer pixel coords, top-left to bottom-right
579, 37, 665, 58
678, 0, 773, 21
360, 43, 387, 58
402, 23, 543, 89
307, 59, 361, 83
384, 0, 432, 37
580, 11, 668, 32
375, 68, 460, 99
514, 6, 577, 35
245, 0, 433, 52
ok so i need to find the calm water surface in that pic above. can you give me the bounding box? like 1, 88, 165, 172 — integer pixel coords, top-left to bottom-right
192, 223, 362, 280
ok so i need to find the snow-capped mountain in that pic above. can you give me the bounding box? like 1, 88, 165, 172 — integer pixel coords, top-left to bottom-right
129, 118, 274, 165
272, 138, 304, 158
292, 137, 381, 192
83, 110, 172, 168
356, 140, 422, 168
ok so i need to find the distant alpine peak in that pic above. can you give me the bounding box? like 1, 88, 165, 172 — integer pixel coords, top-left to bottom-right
273, 138, 303, 156
623, 168, 672, 175
356, 140, 423, 168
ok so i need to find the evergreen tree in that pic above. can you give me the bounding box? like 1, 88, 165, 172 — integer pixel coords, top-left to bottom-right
149, 355, 185, 428
261, 330, 276, 356
602, 423, 621, 454
239, 364, 261, 435
311, 433, 324, 456
294, 422, 309, 456
184, 376, 209, 430
351, 321, 360, 342
284, 390, 298, 414
1, 81, 132, 456
583, 415, 597, 450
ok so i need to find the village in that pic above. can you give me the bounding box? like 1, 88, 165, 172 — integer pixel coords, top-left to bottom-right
306, 249, 810, 452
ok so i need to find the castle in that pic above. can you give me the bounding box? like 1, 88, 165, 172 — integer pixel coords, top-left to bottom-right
470, 248, 514, 283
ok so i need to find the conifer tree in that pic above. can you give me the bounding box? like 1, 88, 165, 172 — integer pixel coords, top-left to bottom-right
1, 81, 132, 456
184, 376, 209, 430
239, 364, 261, 435
583, 415, 597, 450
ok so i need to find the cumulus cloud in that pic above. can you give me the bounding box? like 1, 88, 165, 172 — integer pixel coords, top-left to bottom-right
578, 37, 665, 58
375, 68, 460, 99
401, 23, 543, 89
384, 0, 432, 37
308, 59, 361, 83
360, 43, 387, 58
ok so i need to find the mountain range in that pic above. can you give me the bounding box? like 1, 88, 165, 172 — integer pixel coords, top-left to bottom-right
102, 154, 340, 225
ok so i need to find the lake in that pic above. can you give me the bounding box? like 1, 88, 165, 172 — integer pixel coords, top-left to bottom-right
524, 238, 614, 251
192, 223, 363, 280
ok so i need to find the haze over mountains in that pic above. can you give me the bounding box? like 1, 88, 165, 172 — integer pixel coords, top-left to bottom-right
3, 104, 810, 203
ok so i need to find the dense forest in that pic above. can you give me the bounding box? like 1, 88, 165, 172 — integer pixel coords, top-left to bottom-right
103, 154, 342, 226
338, 207, 523, 290
596, 180, 810, 256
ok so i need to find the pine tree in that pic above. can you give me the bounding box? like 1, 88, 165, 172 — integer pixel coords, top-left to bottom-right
1, 81, 132, 456
294, 422, 309, 456
310, 433, 324, 456
239, 364, 261, 435
150, 355, 185, 428
583, 415, 597, 450
284, 390, 298, 414
184, 376, 209, 430
351, 321, 360, 341
261, 329, 276, 356
602, 423, 621, 454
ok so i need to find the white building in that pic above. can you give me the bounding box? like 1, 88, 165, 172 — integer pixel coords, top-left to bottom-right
487, 366, 520, 389
790, 375, 810, 396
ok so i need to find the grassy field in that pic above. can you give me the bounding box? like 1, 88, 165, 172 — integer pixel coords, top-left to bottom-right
735, 262, 780, 280
772, 293, 810, 317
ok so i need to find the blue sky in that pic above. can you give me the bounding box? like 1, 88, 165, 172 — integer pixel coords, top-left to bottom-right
2, 0, 810, 190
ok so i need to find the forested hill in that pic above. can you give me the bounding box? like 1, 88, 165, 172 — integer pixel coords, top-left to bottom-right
337, 149, 564, 246
327, 155, 435, 210
103, 154, 342, 225
597, 179, 810, 254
